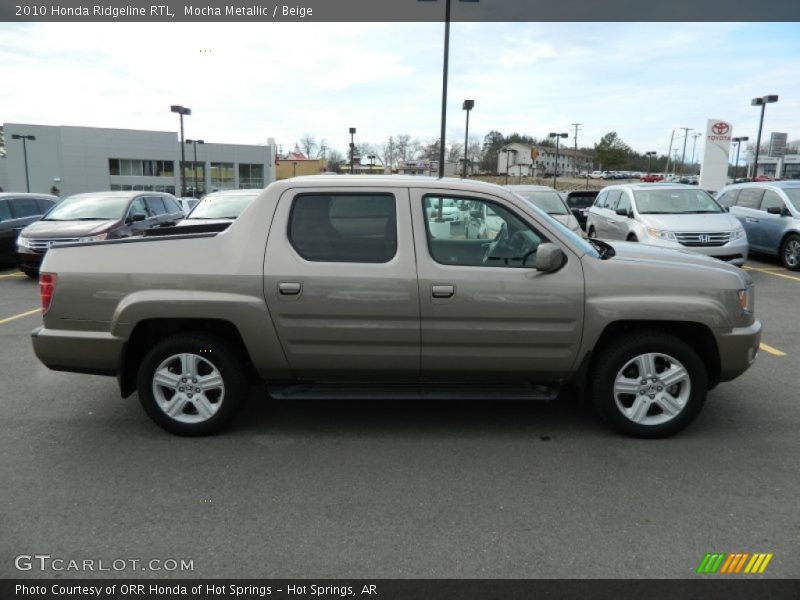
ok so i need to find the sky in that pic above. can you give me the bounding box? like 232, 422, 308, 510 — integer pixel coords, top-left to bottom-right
1, 21, 800, 158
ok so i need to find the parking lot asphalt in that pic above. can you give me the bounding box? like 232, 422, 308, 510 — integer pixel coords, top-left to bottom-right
0, 257, 798, 580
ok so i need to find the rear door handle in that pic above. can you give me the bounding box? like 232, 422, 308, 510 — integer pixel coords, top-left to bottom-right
279, 282, 302, 295
432, 284, 454, 298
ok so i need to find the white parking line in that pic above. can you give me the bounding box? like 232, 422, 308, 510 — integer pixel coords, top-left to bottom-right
0, 308, 41, 326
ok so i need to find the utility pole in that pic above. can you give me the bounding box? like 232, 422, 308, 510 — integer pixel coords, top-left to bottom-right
664, 129, 675, 179
690, 132, 702, 173
678, 127, 692, 176
571, 123, 581, 177
388, 136, 394, 174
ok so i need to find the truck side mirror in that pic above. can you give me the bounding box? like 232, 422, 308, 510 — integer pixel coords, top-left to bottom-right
535, 243, 565, 273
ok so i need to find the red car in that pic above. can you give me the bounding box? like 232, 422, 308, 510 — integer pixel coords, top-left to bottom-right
640, 174, 664, 182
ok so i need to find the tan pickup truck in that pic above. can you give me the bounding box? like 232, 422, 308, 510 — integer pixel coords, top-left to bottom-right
32, 177, 762, 438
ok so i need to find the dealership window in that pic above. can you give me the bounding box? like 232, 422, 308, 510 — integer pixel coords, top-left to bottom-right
210, 162, 235, 190
783, 164, 800, 180
239, 163, 264, 188
109, 159, 175, 178
289, 193, 397, 263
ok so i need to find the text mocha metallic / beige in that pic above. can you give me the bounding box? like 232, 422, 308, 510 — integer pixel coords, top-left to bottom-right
31, 177, 761, 437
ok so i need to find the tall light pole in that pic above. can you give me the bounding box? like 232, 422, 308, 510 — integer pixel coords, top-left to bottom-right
751, 94, 778, 179
501, 147, 517, 185
732, 136, 749, 181
11, 134, 36, 192
571, 123, 581, 176
368, 154, 376, 174
185, 139, 204, 197
549, 132, 568, 188
349, 127, 356, 174
678, 127, 692, 176
462, 99, 474, 178
170, 105, 191, 197
690, 133, 702, 173
664, 129, 675, 179
645, 151, 657, 175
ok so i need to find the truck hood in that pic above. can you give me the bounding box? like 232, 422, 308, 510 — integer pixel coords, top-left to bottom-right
637, 212, 741, 232
22, 219, 118, 238
606, 240, 750, 284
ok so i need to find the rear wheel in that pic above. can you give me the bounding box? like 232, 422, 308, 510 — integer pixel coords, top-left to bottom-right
626, 234, 639, 242
20, 268, 38, 279
590, 332, 708, 438
781, 234, 800, 271
136, 333, 247, 435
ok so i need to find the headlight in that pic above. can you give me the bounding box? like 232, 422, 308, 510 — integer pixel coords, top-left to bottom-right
16, 235, 31, 249
738, 287, 753, 313
77, 233, 108, 243
645, 227, 677, 241
730, 227, 746, 241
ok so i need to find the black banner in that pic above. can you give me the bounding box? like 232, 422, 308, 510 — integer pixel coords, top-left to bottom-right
3, 579, 800, 600
2, 0, 800, 22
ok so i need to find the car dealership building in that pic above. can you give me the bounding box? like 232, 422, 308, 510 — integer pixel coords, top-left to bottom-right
0, 123, 276, 197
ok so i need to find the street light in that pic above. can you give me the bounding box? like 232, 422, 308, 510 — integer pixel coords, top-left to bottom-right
462, 99, 474, 178
501, 147, 517, 185
751, 94, 779, 179
645, 151, 657, 176
678, 127, 692, 176
732, 136, 749, 182
367, 154, 376, 174
549, 132, 568, 188
419, 0, 479, 178
170, 105, 192, 196
11, 134, 36, 192
185, 139, 204, 197
349, 127, 356, 175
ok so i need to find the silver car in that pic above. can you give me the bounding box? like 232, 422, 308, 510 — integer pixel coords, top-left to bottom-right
586, 183, 748, 266
507, 185, 582, 236
716, 181, 800, 270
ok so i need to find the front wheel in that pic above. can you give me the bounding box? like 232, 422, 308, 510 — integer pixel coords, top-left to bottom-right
590, 332, 708, 438
137, 333, 247, 435
781, 234, 800, 271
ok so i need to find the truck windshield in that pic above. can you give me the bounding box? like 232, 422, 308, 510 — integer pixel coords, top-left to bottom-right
187, 193, 259, 220
515, 191, 569, 215
633, 189, 723, 214
42, 195, 129, 221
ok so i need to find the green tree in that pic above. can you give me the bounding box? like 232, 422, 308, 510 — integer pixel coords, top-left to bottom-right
594, 132, 631, 169
480, 130, 506, 173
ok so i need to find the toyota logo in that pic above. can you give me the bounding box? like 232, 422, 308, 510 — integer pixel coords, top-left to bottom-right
712, 122, 730, 135
699, 234, 711, 243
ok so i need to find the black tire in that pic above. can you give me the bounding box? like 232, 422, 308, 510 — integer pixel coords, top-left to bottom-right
590, 332, 708, 438
587, 226, 597, 239
136, 333, 247, 436
780, 233, 800, 271
21, 268, 38, 279
626, 234, 639, 242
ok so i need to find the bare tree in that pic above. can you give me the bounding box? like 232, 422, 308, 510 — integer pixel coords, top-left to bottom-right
317, 138, 328, 159
447, 141, 463, 164
298, 134, 317, 159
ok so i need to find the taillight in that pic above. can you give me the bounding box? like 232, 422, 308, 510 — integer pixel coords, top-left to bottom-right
40, 273, 57, 314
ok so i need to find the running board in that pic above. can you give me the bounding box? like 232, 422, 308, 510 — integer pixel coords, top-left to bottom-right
267, 382, 560, 401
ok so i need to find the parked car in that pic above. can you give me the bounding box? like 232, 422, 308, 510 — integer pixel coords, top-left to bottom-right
562, 190, 599, 231
424, 197, 464, 223
716, 181, 800, 270
640, 174, 664, 183
32, 176, 760, 439
177, 197, 200, 215
16, 191, 183, 277
589, 171, 604, 179
507, 185, 582, 235
177, 189, 262, 227
0, 193, 59, 268
586, 183, 748, 266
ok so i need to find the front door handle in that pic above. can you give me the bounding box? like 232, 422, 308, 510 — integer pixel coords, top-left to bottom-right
746, 217, 759, 223
432, 284, 454, 298
279, 282, 302, 295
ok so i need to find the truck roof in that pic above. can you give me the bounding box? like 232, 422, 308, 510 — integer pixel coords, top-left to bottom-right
280, 175, 510, 194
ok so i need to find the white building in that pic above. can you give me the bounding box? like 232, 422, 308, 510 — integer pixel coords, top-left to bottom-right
2, 122, 277, 197
748, 154, 800, 180
497, 143, 591, 177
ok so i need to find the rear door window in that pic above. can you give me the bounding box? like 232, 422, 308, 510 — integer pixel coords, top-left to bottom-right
11, 197, 42, 218
289, 193, 397, 263
735, 188, 765, 209
0, 200, 11, 221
